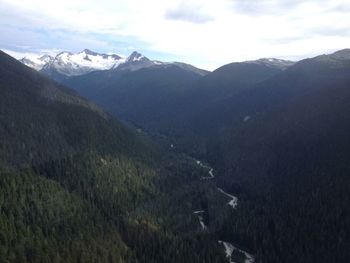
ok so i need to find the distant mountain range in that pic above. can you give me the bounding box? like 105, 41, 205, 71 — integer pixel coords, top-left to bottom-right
19, 49, 296, 83
20, 49, 121, 74
19, 49, 209, 81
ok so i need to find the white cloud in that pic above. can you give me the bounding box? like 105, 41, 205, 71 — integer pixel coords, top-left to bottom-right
1, 0, 350, 70
164, 1, 214, 23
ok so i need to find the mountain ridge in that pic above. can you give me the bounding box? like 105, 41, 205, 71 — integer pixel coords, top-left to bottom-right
17, 49, 209, 80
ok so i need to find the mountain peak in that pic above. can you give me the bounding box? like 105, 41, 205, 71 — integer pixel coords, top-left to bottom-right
39, 54, 54, 61
20, 54, 54, 70
81, 49, 98, 56
110, 51, 153, 71
126, 51, 149, 63
246, 58, 295, 70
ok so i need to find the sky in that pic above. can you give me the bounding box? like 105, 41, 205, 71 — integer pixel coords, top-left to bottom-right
0, 0, 350, 70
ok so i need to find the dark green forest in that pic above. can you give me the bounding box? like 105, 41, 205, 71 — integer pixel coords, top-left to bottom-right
0, 51, 231, 262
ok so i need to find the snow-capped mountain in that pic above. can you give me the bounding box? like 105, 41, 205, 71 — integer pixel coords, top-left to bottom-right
112, 51, 208, 75
125, 51, 149, 63
40, 49, 124, 77
19, 49, 208, 80
20, 50, 160, 76
246, 58, 295, 70
113, 51, 162, 71
20, 54, 54, 71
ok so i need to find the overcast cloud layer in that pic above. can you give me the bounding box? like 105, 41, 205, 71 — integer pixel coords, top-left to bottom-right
1, 0, 350, 70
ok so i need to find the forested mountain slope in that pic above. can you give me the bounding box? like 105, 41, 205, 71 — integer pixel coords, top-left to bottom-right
194, 49, 350, 159
0, 50, 228, 262
166, 61, 289, 153
0, 50, 152, 167
63, 64, 206, 130
0, 50, 148, 262
208, 50, 350, 263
